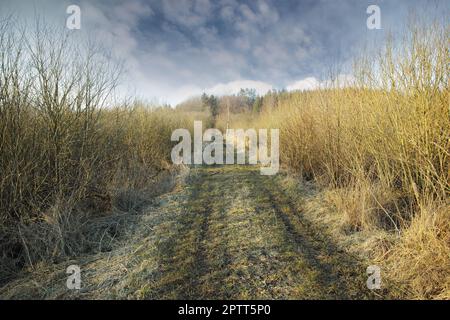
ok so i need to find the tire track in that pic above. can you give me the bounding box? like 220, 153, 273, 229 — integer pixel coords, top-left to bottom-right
146, 165, 375, 299
252, 172, 373, 299
180, 167, 235, 299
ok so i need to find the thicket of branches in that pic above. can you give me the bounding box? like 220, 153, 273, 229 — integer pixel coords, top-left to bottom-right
0, 18, 194, 280
249, 21, 449, 299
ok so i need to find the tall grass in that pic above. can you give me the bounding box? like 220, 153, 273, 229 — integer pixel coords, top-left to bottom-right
247, 21, 449, 298
0, 19, 199, 280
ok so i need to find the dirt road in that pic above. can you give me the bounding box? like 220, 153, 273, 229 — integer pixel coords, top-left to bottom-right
0, 165, 377, 299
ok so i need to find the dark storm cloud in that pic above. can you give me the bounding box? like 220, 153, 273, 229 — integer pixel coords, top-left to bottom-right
1, 0, 448, 104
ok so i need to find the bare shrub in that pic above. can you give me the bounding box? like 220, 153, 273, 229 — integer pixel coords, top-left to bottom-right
244, 20, 449, 298
0, 18, 193, 281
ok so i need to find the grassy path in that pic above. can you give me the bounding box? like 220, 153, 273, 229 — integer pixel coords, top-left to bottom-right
0, 165, 377, 299
140, 165, 374, 299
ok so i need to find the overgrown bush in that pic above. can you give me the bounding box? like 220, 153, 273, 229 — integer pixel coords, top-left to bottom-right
242, 21, 449, 299
0, 19, 200, 281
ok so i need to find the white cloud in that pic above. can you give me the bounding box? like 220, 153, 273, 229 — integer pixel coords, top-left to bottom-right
286, 74, 355, 92
154, 80, 274, 106
75, 0, 315, 104
205, 80, 273, 96
286, 77, 320, 91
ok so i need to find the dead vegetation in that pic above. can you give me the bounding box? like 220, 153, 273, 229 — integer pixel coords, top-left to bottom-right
0, 15, 448, 300
238, 21, 449, 299
0, 18, 206, 284
0, 166, 381, 299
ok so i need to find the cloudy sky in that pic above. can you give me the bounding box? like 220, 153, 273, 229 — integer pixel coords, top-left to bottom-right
1, 0, 448, 105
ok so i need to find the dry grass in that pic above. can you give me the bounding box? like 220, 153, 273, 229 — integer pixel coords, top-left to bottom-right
381, 204, 450, 299
237, 21, 449, 299
0, 166, 378, 299
0, 19, 205, 283
1, 15, 448, 299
